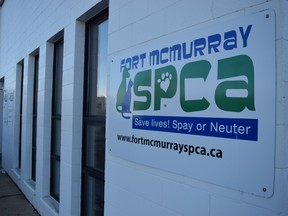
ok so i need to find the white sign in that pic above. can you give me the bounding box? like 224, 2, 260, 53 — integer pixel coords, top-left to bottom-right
107, 10, 275, 197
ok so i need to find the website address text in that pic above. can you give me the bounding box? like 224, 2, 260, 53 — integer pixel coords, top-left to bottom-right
117, 134, 223, 158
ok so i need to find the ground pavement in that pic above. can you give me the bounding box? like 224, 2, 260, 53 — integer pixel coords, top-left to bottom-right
0, 155, 39, 216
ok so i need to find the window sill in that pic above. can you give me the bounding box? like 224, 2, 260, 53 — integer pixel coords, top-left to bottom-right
42, 195, 59, 214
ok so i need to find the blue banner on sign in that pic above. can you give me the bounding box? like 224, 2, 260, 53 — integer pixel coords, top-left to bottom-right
132, 115, 258, 141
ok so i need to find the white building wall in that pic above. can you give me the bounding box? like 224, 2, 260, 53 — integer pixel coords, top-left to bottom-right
0, 0, 287, 216
106, 0, 288, 216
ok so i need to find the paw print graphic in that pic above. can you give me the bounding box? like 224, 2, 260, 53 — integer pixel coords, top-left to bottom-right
157, 72, 172, 92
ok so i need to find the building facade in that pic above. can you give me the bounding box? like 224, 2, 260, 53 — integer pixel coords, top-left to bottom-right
0, 0, 287, 216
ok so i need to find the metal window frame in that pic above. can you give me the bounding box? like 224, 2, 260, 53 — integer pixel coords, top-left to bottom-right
81, 9, 108, 216
50, 39, 64, 202
32, 54, 39, 181
18, 61, 24, 169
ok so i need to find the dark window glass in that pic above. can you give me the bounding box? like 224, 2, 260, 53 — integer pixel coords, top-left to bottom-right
82, 12, 108, 216
32, 54, 39, 181
50, 39, 63, 202
84, 124, 105, 171
51, 119, 61, 156
51, 159, 60, 199
85, 18, 107, 116
19, 62, 24, 169
52, 44, 63, 115
85, 176, 104, 216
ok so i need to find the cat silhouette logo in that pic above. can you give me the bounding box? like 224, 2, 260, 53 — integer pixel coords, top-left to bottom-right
116, 68, 133, 119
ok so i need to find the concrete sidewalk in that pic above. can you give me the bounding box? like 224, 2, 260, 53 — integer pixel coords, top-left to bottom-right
0, 155, 40, 216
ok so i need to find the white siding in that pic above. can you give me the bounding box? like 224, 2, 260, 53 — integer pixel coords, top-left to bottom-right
106, 0, 288, 216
